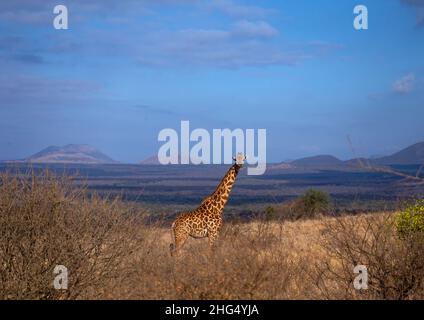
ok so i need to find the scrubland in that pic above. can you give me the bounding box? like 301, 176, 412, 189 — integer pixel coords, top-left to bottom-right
1, 172, 423, 300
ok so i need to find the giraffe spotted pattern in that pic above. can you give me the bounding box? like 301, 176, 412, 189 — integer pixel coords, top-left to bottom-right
170, 156, 245, 256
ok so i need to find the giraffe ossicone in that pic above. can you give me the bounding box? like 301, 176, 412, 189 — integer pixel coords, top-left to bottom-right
234, 152, 247, 165
170, 155, 245, 256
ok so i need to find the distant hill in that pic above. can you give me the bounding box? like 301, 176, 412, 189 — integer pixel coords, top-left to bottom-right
269, 162, 295, 170
140, 154, 182, 165
276, 142, 424, 170
140, 155, 160, 165
373, 142, 424, 165
25, 144, 117, 164
290, 155, 346, 168
344, 157, 374, 169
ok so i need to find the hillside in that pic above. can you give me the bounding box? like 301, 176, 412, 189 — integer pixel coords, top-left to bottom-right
26, 144, 117, 164
140, 154, 182, 165
290, 155, 346, 168
140, 155, 160, 165
374, 142, 424, 165
279, 141, 424, 170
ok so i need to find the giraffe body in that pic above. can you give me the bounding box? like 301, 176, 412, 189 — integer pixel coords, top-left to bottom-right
170, 155, 245, 255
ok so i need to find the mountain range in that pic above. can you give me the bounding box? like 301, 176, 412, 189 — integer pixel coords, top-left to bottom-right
22, 144, 117, 164
371, 142, 424, 165
280, 142, 424, 169
140, 142, 424, 168
2, 141, 423, 167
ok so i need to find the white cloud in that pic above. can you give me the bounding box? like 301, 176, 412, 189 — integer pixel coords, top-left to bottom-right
232, 20, 279, 38
0, 1, 342, 69
131, 21, 296, 68
392, 73, 415, 94
206, 0, 275, 18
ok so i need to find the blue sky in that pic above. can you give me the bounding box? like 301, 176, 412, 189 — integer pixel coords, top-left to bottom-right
0, 0, 423, 163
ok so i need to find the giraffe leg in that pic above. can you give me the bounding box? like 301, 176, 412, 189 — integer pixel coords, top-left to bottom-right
172, 231, 189, 257
207, 231, 218, 252
170, 221, 185, 257
170, 223, 176, 256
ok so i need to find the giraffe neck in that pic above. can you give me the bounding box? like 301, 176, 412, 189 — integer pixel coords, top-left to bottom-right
208, 164, 240, 213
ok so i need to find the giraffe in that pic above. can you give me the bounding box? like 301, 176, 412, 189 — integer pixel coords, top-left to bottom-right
169, 153, 246, 256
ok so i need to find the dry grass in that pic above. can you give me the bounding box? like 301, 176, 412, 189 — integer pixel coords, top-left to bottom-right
1, 171, 423, 300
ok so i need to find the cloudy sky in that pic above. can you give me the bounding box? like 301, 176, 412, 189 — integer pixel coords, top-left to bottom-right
0, 0, 423, 163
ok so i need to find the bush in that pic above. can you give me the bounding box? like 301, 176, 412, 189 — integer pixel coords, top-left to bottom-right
170, 220, 301, 299
395, 199, 424, 238
317, 214, 424, 299
264, 205, 277, 220
296, 189, 330, 219
0, 171, 148, 299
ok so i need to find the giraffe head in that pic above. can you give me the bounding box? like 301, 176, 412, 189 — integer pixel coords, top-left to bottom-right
232, 153, 247, 170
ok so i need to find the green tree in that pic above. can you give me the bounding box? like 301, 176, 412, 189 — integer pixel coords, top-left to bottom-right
264, 205, 277, 220
297, 189, 330, 219
395, 199, 424, 238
